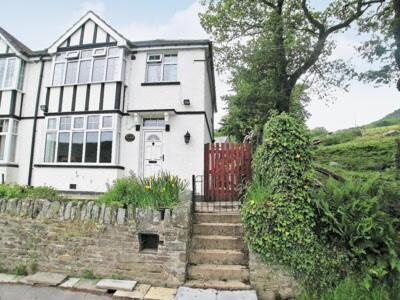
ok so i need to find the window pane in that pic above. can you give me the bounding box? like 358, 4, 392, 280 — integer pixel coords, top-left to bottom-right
17, 61, 25, 90
108, 47, 121, 56
106, 57, 118, 81
9, 135, 17, 162
87, 115, 100, 129
60, 117, 71, 130
0, 135, 5, 160
0, 120, 9, 132
78, 60, 91, 83
143, 118, 164, 127
146, 63, 161, 82
47, 118, 57, 130
163, 64, 177, 81
55, 53, 65, 62
53, 63, 65, 85
4, 58, 16, 87
57, 132, 70, 162
102, 116, 113, 128
100, 131, 113, 163
85, 132, 98, 162
164, 54, 177, 64
74, 117, 84, 129
44, 133, 56, 162
0, 59, 5, 88
65, 61, 78, 84
12, 120, 18, 134
71, 132, 84, 163
92, 59, 105, 82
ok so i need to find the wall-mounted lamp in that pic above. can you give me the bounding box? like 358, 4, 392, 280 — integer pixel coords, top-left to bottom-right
40, 104, 48, 113
164, 112, 170, 132
134, 113, 141, 131
183, 99, 191, 106
184, 131, 191, 144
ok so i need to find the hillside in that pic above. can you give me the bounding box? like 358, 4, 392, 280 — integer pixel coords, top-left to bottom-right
313, 109, 400, 178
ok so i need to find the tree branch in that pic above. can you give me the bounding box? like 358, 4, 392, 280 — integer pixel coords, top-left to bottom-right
301, 0, 325, 32
259, 0, 277, 9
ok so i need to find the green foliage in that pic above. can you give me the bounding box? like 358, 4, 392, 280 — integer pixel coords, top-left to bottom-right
242, 113, 347, 290
314, 177, 400, 287
298, 276, 396, 300
97, 172, 187, 208
320, 128, 363, 146
0, 256, 7, 273
13, 264, 28, 276
0, 184, 61, 200
111, 272, 124, 280
82, 269, 99, 280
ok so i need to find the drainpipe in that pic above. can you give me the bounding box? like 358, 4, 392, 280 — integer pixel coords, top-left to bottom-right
27, 57, 45, 186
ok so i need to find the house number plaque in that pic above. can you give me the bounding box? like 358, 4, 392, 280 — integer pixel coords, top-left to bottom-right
125, 134, 135, 142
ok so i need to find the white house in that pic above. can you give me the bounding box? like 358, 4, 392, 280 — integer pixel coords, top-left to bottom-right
0, 11, 216, 193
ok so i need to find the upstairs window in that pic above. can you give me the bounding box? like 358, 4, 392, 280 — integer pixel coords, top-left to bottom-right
0, 57, 23, 90
146, 54, 177, 83
52, 47, 124, 86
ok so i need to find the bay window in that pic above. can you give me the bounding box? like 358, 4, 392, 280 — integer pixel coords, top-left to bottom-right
0, 119, 19, 162
0, 57, 24, 90
52, 47, 124, 86
43, 115, 119, 164
146, 54, 177, 82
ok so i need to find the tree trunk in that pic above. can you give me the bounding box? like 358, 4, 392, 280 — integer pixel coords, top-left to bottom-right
394, 0, 400, 90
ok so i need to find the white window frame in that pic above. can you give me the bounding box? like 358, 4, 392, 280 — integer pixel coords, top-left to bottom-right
0, 118, 18, 163
145, 53, 178, 83
43, 114, 120, 165
51, 47, 124, 86
0, 57, 23, 91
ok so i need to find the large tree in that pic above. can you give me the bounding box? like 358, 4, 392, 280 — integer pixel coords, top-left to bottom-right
200, 0, 385, 115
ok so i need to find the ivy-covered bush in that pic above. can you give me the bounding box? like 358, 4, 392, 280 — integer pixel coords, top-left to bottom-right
242, 113, 347, 289
97, 172, 187, 208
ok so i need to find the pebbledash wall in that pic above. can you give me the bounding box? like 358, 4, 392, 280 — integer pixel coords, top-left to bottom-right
0, 193, 192, 287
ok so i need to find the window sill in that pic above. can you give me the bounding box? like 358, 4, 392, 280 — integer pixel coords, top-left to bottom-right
47, 80, 123, 89
0, 163, 18, 168
34, 164, 124, 170
141, 81, 180, 86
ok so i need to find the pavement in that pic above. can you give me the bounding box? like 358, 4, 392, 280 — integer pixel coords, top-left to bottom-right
0, 283, 112, 300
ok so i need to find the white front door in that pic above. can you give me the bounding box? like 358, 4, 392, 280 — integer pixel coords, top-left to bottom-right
143, 131, 163, 178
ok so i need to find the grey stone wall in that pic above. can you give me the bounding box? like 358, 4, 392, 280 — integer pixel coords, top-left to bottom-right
249, 251, 299, 300
0, 193, 192, 287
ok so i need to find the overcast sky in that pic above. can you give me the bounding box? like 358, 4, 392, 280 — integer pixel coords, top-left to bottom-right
1, 0, 398, 131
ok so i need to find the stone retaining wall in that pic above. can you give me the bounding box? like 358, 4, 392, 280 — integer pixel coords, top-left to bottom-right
249, 251, 299, 300
0, 193, 192, 287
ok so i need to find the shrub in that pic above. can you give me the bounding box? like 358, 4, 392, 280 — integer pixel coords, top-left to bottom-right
13, 264, 28, 276
0, 184, 61, 200
242, 113, 347, 290
313, 177, 400, 288
98, 172, 187, 208
82, 269, 99, 280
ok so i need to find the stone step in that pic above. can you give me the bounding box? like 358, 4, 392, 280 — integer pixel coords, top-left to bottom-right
193, 223, 243, 236
191, 235, 246, 251
195, 202, 240, 213
188, 264, 249, 281
194, 213, 241, 224
184, 280, 252, 291
190, 249, 248, 265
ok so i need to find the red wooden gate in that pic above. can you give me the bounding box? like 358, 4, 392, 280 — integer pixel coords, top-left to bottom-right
204, 143, 252, 202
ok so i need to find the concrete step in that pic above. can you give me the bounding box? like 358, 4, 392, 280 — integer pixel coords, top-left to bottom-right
193, 223, 243, 236
188, 264, 249, 281
190, 249, 248, 265
195, 202, 240, 213
191, 235, 246, 251
184, 280, 251, 291
194, 213, 241, 224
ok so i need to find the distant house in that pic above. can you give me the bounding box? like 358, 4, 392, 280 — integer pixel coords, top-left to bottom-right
0, 11, 216, 192
214, 136, 228, 143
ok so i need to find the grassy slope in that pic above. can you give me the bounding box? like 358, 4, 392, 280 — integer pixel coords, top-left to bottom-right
314, 112, 400, 177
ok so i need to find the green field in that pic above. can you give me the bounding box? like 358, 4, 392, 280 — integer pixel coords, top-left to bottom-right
313, 109, 400, 178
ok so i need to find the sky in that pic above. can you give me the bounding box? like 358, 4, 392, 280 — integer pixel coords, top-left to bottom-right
0, 0, 398, 132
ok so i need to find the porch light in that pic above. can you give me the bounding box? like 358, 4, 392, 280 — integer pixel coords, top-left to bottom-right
164, 112, 170, 132
184, 131, 191, 144
134, 113, 140, 131
40, 104, 48, 113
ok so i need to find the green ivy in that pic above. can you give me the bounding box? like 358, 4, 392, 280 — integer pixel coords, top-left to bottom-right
242, 113, 348, 289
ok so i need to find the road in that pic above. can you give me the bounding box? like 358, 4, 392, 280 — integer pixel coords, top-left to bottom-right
0, 284, 112, 300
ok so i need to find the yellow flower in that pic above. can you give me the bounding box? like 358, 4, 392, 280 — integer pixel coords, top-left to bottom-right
145, 185, 151, 190
161, 188, 165, 193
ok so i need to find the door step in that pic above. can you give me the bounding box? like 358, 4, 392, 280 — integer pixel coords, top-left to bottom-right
188, 264, 249, 281
193, 223, 243, 236
194, 212, 241, 224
